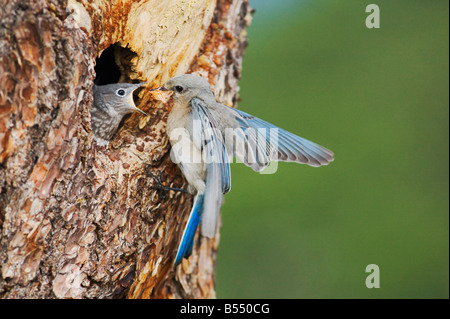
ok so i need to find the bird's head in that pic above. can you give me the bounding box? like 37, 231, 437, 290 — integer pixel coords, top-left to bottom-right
156, 74, 215, 104
95, 82, 148, 116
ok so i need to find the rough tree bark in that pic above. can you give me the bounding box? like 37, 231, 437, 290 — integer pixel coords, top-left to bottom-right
0, 0, 252, 298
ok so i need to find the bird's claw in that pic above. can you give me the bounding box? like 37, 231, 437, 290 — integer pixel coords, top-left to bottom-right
147, 169, 188, 193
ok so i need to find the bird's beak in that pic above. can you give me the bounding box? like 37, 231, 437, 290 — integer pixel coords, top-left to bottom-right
134, 82, 147, 89
131, 82, 147, 94
135, 108, 149, 117
129, 82, 148, 116
151, 86, 169, 91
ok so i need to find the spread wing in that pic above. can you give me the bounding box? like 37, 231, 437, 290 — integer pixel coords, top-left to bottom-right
231, 108, 334, 171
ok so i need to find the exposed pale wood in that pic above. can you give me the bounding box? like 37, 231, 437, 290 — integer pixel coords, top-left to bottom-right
0, 0, 251, 298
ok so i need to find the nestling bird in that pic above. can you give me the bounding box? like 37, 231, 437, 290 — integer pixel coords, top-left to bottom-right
91, 82, 148, 146
156, 74, 334, 266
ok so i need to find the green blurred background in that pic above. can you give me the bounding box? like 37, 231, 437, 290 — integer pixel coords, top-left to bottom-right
215, 0, 449, 298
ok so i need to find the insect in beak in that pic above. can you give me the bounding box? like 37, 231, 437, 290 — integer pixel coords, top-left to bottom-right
150, 87, 172, 102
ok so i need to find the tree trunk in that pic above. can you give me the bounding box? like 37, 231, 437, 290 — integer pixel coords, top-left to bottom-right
0, 0, 251, 299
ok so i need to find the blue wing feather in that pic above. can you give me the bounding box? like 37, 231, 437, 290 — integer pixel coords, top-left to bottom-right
191, 98, 230, 237
174, 98, 232, 266
192, 98, 231, 194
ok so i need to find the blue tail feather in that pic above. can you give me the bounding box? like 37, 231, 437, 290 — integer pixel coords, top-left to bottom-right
174, 194, 204, 266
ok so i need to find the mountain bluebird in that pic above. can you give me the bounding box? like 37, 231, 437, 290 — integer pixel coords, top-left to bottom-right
156, 74, 334, 266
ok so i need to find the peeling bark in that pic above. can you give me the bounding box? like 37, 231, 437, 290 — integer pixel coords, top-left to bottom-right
0, 0, 252, 298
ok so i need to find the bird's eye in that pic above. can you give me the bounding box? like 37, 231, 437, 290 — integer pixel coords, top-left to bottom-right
116, 89, 126, 96
175, 85, 184, 93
